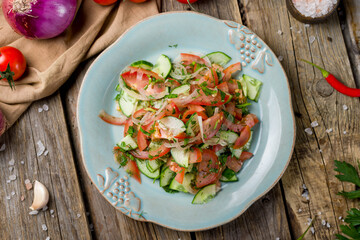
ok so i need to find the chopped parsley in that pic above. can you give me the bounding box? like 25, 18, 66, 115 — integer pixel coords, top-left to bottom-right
168, 44, 178, 48
127, 126, 135, 137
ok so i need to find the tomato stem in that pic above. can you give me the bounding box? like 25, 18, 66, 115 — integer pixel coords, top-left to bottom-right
0, 63, 15, 90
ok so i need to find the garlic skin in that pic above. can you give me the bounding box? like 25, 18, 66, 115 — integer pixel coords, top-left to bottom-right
30, 180, 49, 210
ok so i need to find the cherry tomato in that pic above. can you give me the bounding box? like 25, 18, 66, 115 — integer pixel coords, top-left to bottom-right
176, 0, 198, 4
0, 46, 26, 89
93, 0, 118, 5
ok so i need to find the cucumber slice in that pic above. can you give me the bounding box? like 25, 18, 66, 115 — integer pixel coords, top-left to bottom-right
242, 74, 263, 102
219, 131, 239, 144
136, 159, 160, 179
160, 166, 176, 187
192, 184, 217, 204
130, 60, 153, 70
239, 78, 248, 98
171, 148, 190, 168
118, 90, 137, 117
152, 54, 172, 78
117, 135, 137, 151
243, 131, 253, 151
115, 84, 121, 92
146, 159, 164, 173
230, 146, 243, 159
215, 147, 226, 157
205, 52, 232, 66
158, 116, 186, 137
220, 168, 238, 182
169, 173, 194, 192
185, 113, 200, 137
171, 84, 190, 95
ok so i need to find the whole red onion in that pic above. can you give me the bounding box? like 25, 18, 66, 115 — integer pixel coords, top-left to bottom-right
0, 109, 7, 136
2, 0, 77, 39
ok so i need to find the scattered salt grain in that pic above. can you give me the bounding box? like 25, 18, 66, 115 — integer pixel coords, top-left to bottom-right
9, 159, 15, 166
339, 216, 342, 220
290, 26, 293, 30
305, 128, 313, 135
298, 208, 302, 213
304, 24, 310, 28
9, 175, 17, 181
307, 218, 312, 225
42, 206, 48, 211
318, 211, 322, 215
297, 29, 302, 34
37, 140, 45, 157
326, 128, 333, 133
277, 30, 283, 35
20, 195, 25, 201
275, 238, 280, 240
42, 224, 48, 231
0, 143, 5, 151
77, 213, 81, 218
302, 190, 309, 200
9, 167, 13, 172
42, 104, 49, 111
309, 36, 316, 44
322, 219, 326, 225
44, 150, 49, 156
6, 180, 11, 183
278, 56, 284, 62
319, 149, 323, 153
20, 161, 24, 165
46, 237, 51, 240
25, 179, 31, 184
38, 108, 43, 113
302, 184, 307, 190
50, 210, 54, 215
29, 210, 39, 215
11, 191, 15, 196
292, 0, 337, 18
343, 104, 348, 110
6, 196, 11, 200
310, 227, 315, 234
311, 121, 319, 127
343, 131, 347, 135
326, 222, 331, 228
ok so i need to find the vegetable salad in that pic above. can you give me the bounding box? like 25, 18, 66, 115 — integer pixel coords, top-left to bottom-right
99, 51, 263, 204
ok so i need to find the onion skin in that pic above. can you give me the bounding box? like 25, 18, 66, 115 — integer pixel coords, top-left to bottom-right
0, 109, 7, 136
2, 0, 77, 39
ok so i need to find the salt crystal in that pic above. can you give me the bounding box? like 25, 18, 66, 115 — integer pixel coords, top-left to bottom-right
6, 180, 11, 183
20, 161, 24, 165
309, 36, 316, 44
25, 179, 31, 184
26, 182, 33, 190
319, 149, 322, 153
6, 196, 11, 200
307, 218, 312, 225
302, 184, 307, 190
343, 131, 347, 135
322, 219, 326, 225
29, 210, 39, 215
11, 191, 15, 196
9, 167, 13, 172
20, 195, 25, 201
38, 108, 43, 113
326, 222, 330, 228
77, 213, 81, 218
292, 0, 337, 18
51, 215, 54, 218
43, 104, 49, 111
304, 24, 310, 28
9, 175, 17, 181
50, 210, 54, 215
343, 104, 348, 110
326, 128, 333, 133
42, 206, 48, 211
278, 56, 284, 62
44, 150, 49, 156
318, 211, 322, 215
339, 216, 342, 220
9, 159, 15, 166
42, 224, 48, 231
310, 227, 315, 234
302, 190, 309, 200
275, 238, 280, 240
277, 30, 283, 35
0, 143, 5, 151
297, 29, 302, 34
298, 208, 302, 212
290, 26, 293, 30
311, 121, 319, 127
45, 237, 51, 240
305, 128, 313, 135
37, 140, 45, 157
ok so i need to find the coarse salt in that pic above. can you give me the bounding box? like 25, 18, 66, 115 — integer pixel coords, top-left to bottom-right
38, 108, 43, 113
311, 121, 319, 127
343, 104, 348, 110
310, 227, 315, 234
9, 175, 17, 181
318, 211, 322, 215
46, 237, 51, 240
43, 104, 49, 111
29, 210, 39, 215
0, 143, 5, 151
304, 24, 310, 28
42, 206, 48, 211
50, 210, 55, 215
44, 150, 49, 156
278, 56, 284, 62
6, 196, 11, 200
42, 224, 48, 231
9, 159, 15, 166
77, 213, 81, 218
322, 219, 326, 225
305, 128, 313, 135
309, 36, 316, 44
292, 0, 338, 18
326, 128, 333, 133
298, 208, 302, 212
37, 140, 45, 157
20, 161, 24, 165
277, 30, 283, 35
9, 167, 13, 172
326, 222, 331, 228
343, 131, 347, 135
11, 191, 15, 196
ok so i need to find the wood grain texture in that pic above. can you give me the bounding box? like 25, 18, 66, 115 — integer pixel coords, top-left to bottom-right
241, 0, 360, 239
61, 60, 191, 240
0, 94, 91, 240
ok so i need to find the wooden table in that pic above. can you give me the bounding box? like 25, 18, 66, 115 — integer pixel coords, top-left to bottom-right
1, 0, 359, 239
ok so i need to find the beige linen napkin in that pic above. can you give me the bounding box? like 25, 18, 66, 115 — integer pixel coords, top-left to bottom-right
0, 0, 159, 131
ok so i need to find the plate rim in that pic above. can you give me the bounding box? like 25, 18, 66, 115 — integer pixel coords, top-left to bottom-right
77, 11, 296, 232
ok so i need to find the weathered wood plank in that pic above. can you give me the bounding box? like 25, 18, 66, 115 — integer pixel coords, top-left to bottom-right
341, 0, 360, 87
61, 60, 192, 240
0, 94, 91, 239
161, 0, 291, 239
241, 0, 360, 239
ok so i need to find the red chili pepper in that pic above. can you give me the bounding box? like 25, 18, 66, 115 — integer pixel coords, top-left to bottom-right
301, 59, 360, 97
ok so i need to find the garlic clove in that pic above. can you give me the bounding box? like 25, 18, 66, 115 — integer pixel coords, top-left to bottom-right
30, 180, 49, 210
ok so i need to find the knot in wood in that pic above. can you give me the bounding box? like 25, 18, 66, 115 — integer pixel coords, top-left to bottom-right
316, 79, 334, 97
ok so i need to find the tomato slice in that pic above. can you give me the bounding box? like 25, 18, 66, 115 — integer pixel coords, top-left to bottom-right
195, 149, 220, 188
234, 108, 243, 121
225, 102, 235, 116
202, 112, 224, 140
124, 160, 141, 183
133, 109, 147, 119
175, 168, 186, 184
98, 110, 128, 125
217, 82, 229, 93
233, 125, 251, 149
128, 66, 163, 80
200, 68, 218, 87
226, 156, 243, 173
239, 151, 253, 161
223, 62, 241, 81
213, 144, 224, 154
164, 101, 180, 117
130, 143, 170, 160
227, 78, 239, 94
124, 119, 133, 137
224, 117, 245, 133
137, 128, 149, 151
181, 53, 205, 65
243, 114, 259, 128
168, 160, 183, 172
189, 147, 202, 163
122, 69, 166, 96
121, 71, 147, 90
191, 90, 231, 106
182, 105, 206, 122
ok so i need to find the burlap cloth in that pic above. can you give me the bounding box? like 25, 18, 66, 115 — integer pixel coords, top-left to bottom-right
0, 0, 159, 131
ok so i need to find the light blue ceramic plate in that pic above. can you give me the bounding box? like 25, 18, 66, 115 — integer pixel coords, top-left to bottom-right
77, 12, 295, 231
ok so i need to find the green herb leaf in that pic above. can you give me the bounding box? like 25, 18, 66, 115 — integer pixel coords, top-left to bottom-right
166, 94, 178, 99
236, 103, 252, 108
219, 89, 226, 101
338, 190, 360, 199
297, 217, 315, 240
334, 160, 360, 187
128, 126, 135, 137
140, 127, 151, 136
